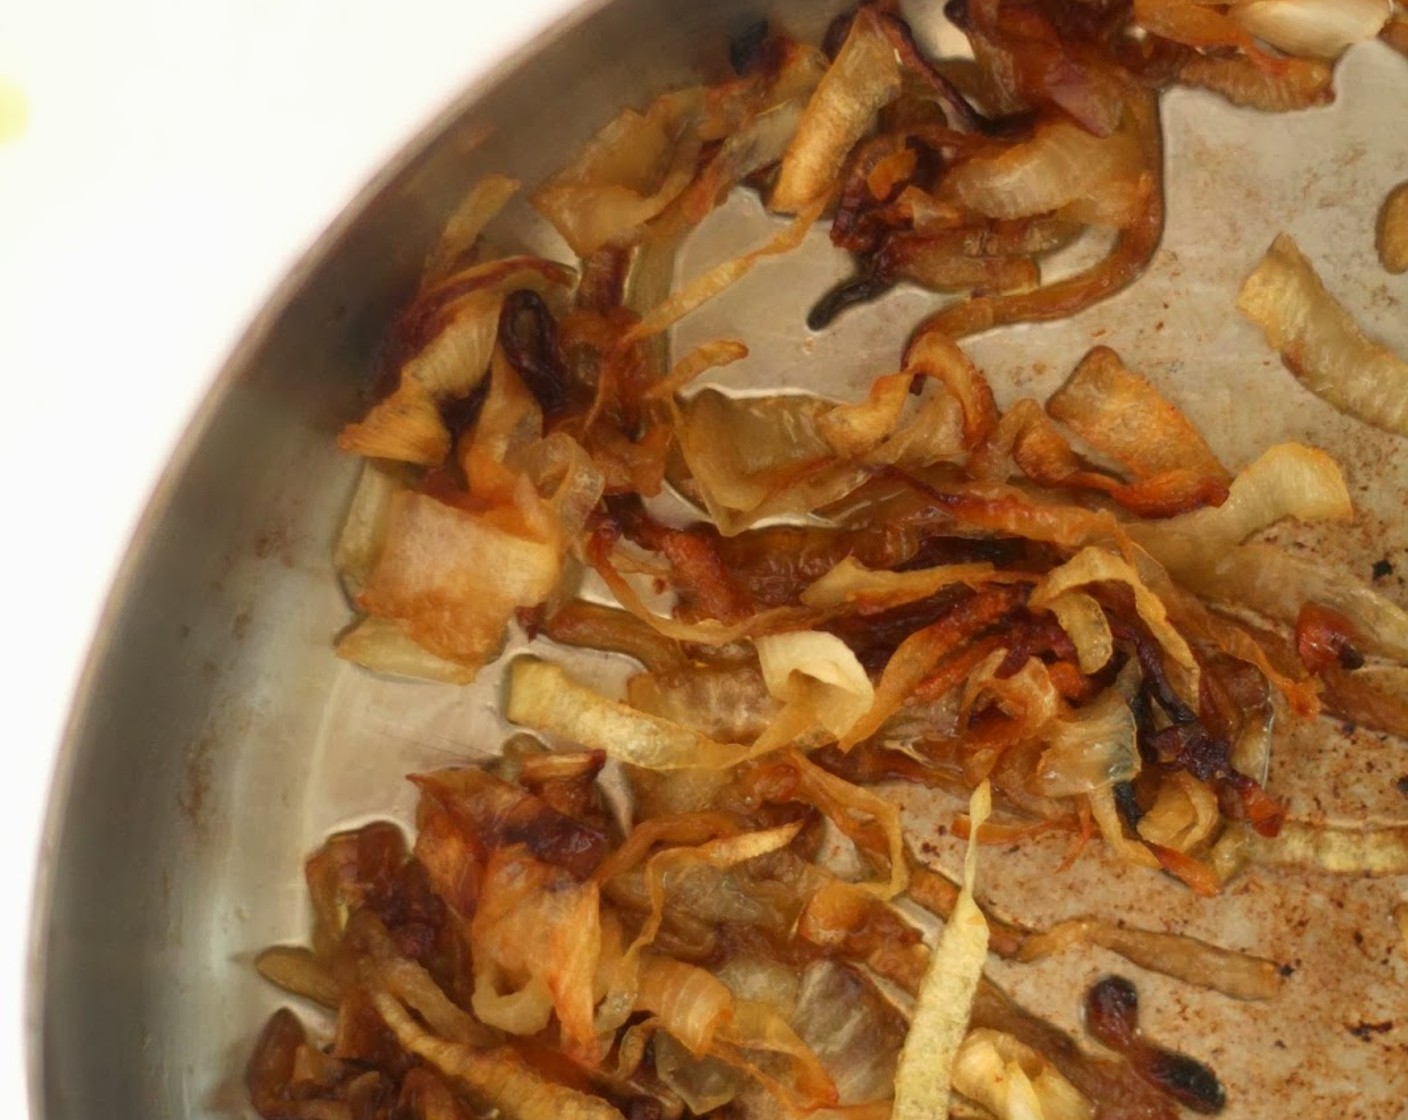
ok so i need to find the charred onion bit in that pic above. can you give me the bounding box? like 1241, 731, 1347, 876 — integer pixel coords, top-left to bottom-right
498, 289, 572, 419
438, 374, 492, 442
1114, 614, 1284, 838
1085, 976, 1227, 1115
728, 18, 772, 75
1295, 602, 1366, 674
808, 270, 898, 330
412, 768, 612, 880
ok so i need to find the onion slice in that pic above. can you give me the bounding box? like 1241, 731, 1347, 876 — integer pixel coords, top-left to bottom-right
532, 87, 705, 257
424, 173, 521, 282
506, 656, 770, 770
770, 9, 902, 214
1377, 180, 1408, 275
1031, 546, 1197, 674
1046, 347, 1228, 486
1249, 819, 1408, 875
800, 556, 1027, 613
910, 89, 1163, 340
942, 119, 1144, 222
369, 985, 626, 1120
891, 781, 992, 1120
356, 490, 562, 674
1179, 54, 1334, 112
951, 1029, 1094, 1120
754, 630, 874, 746
335, 616, 481, 685
1237, 232, 1408, 435
1230, 0, 1391, 61
1132, 441, 1351, 555
1018, 919, 1282, 1002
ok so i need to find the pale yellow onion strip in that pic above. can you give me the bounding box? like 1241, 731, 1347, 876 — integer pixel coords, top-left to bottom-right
334, 460, 408, 598
942, 119, 1143, 221
907, 863, 1284, 1001
254, 946, 341, 1009
376, 955, 500, 1046
1377, 181, 1408, 275
815, 372, 913, 459
413, 259, 578, 394
1031, 685, 1139, 799
770, 8, 902, 214
747, 703, 821, 756
1230, 0, 1390, 61
530, 87, 706, 257
951, 1030, 1093, 1120
506, 657, 776, 770
336, 617, 482, 686
634, 953, 734, 1057
1179, 53, 1333, 112
623, 200, 825, 343
1146, 539, 1408, 662
368, 985, 626, 1120
1016, 919, 1282, 1002
643, 339, 750, 401
1238, 233, 1408, 435
1135, 771, 1220, 853
754, 629, 874, 742
891, 781, 991, 1120
1249, 820, 1408, 876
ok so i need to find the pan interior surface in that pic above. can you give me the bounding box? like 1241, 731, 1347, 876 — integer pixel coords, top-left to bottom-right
33, 2, 1408, 1118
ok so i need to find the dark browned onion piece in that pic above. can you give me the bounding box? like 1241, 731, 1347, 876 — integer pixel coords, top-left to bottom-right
729, 18, 772, 74
808, 271, 896, 329
1295, 602, 1366, 674
1085, 976, 1227, 1115
498, 289, 571, 418
905, 87, 1164, 343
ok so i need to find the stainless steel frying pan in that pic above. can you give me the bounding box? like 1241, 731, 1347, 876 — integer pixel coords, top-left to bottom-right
30, 1, 1408, 1117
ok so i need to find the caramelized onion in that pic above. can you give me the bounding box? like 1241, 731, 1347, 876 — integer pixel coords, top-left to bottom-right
1231, 0, 1390, 61
1238, 232, 1408, 435
909, 89, 1163, 340
942, 117, 1143, 221
771, 9, 902, 214
1179, 54, 1334, 112
1084, 976, 1226, 1114
1377, 180, 1408, 274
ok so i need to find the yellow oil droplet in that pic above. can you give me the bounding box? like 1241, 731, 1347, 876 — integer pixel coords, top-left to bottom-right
0, 78, 30, 145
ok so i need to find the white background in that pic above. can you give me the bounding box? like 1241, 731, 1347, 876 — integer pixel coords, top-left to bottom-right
0, 1, 576, 1113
